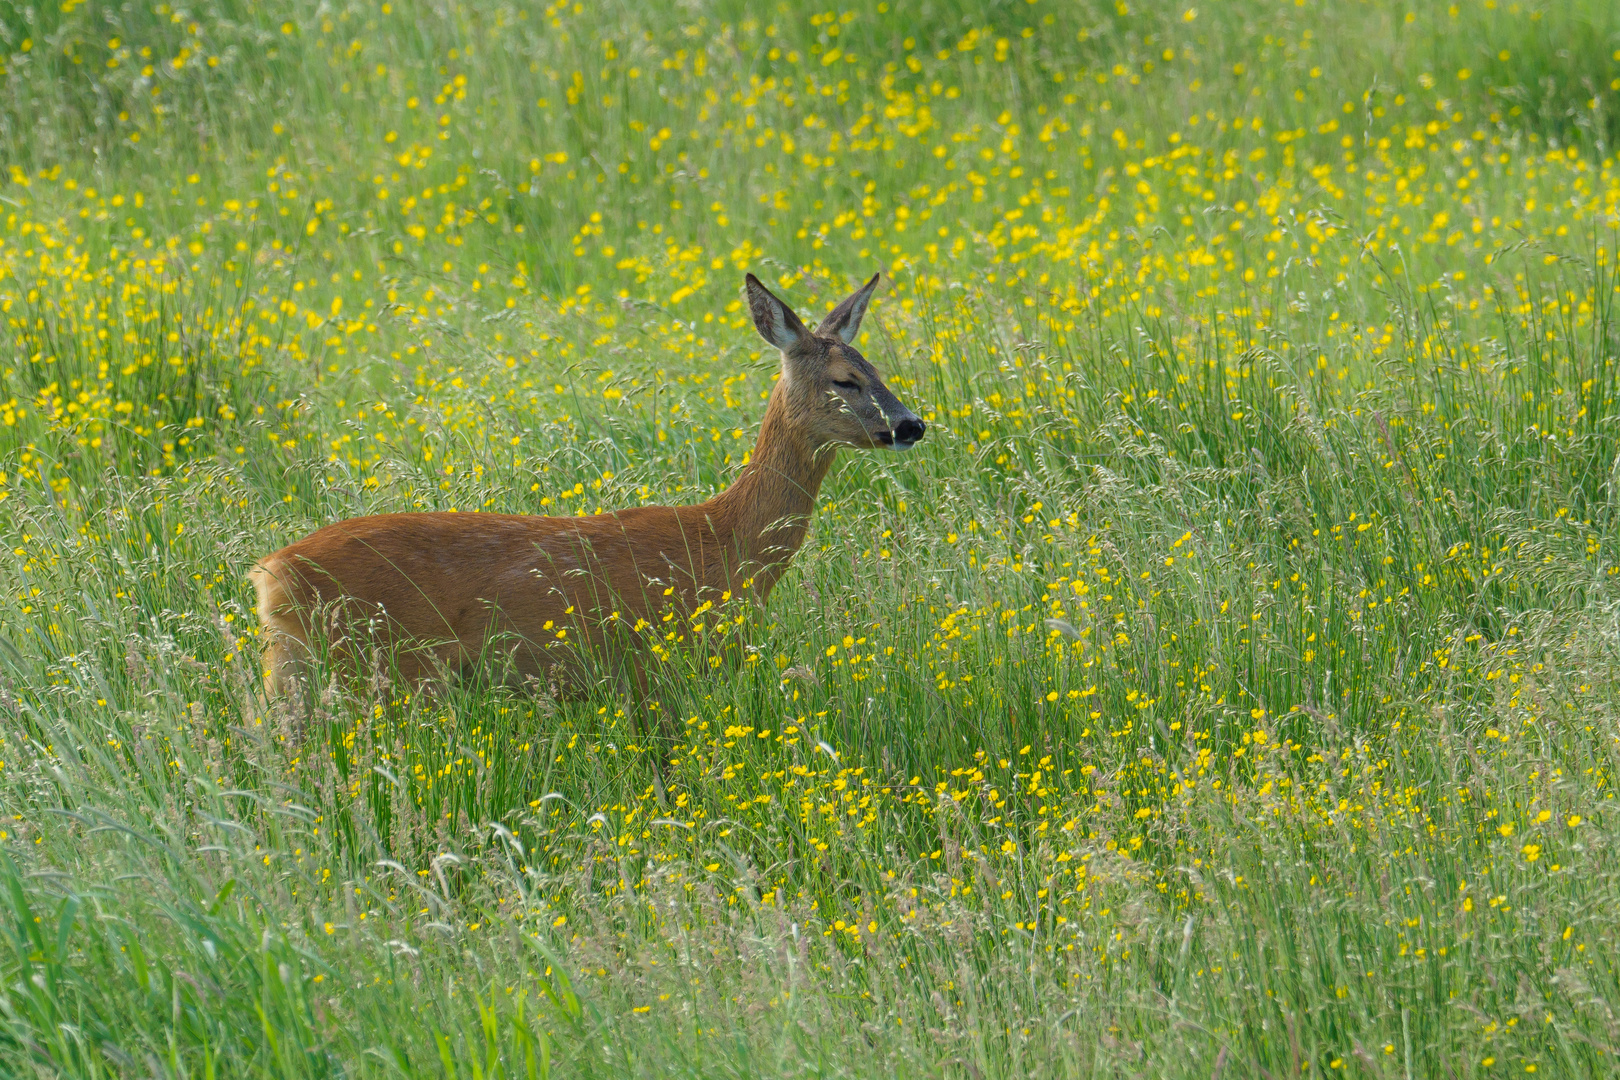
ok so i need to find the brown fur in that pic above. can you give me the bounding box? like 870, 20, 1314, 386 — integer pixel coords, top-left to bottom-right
250, 273, 924, 694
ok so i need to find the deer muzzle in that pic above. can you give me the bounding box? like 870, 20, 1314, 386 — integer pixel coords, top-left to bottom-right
885, 416, 927, 450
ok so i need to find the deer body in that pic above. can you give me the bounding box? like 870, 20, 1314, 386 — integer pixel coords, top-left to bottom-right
251, 273, 924, 694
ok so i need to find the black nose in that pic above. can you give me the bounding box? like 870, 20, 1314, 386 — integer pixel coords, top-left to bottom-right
893, 418, 926, 445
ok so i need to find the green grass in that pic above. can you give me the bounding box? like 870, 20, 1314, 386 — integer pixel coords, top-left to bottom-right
1, 0, 1620, 1075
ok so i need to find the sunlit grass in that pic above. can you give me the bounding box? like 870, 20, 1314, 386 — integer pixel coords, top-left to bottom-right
1, 0, 1619, 1075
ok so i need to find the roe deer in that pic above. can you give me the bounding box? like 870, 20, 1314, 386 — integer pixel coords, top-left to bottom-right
250, 272, 925, 695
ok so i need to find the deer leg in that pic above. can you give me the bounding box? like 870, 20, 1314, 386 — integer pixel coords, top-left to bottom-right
626, 652, 680, 749
260, 621, 314, 699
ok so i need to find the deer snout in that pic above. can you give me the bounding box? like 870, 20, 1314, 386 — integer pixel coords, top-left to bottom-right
891, 416, 926, 449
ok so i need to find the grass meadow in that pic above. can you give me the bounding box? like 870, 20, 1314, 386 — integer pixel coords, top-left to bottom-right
2, 0, 1620, 1074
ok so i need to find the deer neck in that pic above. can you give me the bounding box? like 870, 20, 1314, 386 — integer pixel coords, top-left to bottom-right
705, 385, 834, 597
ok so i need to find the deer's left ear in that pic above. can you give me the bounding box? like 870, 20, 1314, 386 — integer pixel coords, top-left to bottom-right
816, 272, 880, 345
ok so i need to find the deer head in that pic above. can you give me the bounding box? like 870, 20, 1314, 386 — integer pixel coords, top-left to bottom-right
745, 272, 927, 451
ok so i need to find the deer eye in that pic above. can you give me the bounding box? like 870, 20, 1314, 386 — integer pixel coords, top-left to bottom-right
832, 378, 861, 392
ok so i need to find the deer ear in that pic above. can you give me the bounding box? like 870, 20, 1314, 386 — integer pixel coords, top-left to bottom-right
746, 274, 810, 351
816, 272, 880, 345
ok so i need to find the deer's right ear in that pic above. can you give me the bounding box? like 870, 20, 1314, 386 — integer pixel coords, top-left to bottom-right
746, 273, 810, 351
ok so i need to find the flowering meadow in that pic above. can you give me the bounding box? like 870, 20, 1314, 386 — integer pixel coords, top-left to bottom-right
2, 0, 1620, 1074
